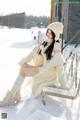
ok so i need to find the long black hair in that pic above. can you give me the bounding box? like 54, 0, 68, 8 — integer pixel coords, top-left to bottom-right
44, 29, 56, 60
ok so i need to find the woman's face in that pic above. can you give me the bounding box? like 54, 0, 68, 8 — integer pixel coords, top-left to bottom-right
46, 29, 53, 41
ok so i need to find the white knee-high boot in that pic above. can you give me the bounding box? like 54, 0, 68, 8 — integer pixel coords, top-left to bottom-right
10, 75, 25, 98
0, 75, 25, 107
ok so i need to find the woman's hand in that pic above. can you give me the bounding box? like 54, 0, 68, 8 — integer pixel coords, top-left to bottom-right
19, 63, 28, 68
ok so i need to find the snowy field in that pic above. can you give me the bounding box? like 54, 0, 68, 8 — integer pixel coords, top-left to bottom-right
0, 27, 80, 120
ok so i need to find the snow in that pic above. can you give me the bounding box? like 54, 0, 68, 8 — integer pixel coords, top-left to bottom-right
0, 28, 80, 120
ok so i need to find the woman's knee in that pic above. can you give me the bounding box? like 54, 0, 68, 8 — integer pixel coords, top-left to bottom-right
20, 68, 25, 77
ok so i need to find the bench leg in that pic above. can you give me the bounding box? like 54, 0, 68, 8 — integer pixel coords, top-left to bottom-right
41, 91, 46, 105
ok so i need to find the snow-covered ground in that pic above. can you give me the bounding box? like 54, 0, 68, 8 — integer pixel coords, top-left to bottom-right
0, 28, 80, 120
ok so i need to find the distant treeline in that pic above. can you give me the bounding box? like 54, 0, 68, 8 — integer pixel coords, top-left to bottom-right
25, 15, 50, 28
0, 12, 50, 29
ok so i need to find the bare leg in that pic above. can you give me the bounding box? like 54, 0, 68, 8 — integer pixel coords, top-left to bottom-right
0, 64, 40, 107
20, 65, 39, 77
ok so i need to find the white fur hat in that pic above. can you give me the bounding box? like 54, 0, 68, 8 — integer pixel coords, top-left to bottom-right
47, 22, 64, 40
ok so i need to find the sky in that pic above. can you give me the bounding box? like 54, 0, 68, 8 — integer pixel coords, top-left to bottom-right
0, 0, 51, 16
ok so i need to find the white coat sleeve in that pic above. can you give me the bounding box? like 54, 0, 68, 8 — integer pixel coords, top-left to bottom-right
18, 45, 40, 66
18, 40, 46, 66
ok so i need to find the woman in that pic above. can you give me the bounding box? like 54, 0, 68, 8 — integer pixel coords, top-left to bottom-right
0, 22, 66, 107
